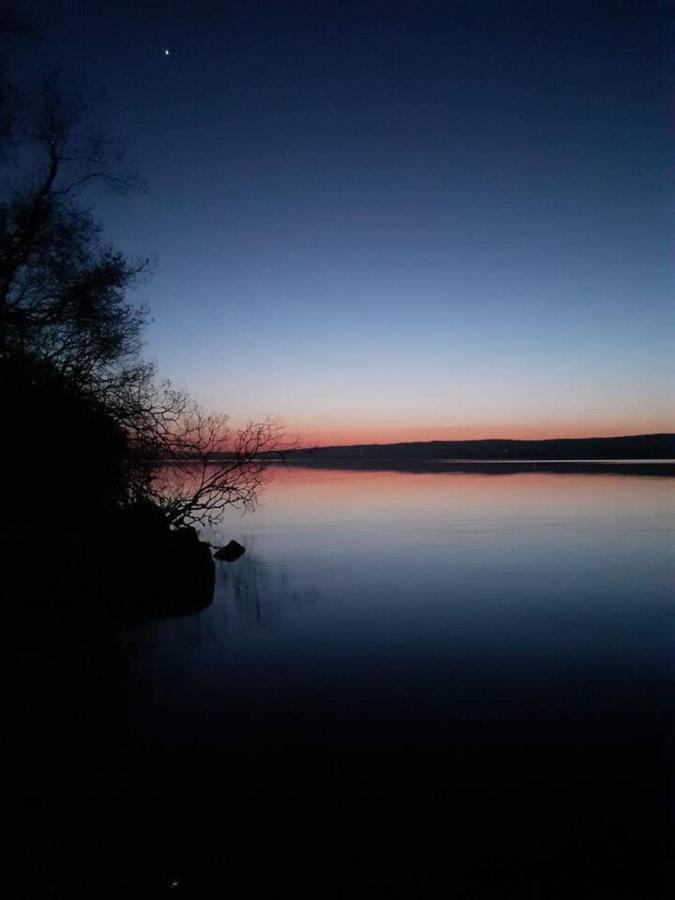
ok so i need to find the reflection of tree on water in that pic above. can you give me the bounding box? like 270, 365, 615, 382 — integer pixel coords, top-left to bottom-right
215, 539, 320, 628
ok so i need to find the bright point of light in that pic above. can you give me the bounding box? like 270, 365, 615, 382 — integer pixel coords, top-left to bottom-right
164, 49, 170, 56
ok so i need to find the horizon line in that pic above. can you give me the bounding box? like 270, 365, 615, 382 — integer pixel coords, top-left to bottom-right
285, 432, 675, 452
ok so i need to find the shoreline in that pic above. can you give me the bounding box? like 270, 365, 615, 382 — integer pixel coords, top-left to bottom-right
266, 459, 675, 477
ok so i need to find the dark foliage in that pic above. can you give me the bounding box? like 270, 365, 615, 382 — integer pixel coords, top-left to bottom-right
1, 354, 127, 539
0, 69, 283, 542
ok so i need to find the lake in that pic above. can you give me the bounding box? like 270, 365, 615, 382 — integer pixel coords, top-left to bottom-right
13, 465, 674, 896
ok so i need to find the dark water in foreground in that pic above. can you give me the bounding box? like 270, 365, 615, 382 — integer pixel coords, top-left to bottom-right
12, 467, 675, 896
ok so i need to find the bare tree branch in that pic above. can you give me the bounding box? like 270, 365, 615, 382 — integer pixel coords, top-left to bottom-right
1, 71, 285, 531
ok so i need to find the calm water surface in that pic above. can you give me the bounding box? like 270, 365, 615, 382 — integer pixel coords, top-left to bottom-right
18, 466, 674, 895
116, 468, 673, 794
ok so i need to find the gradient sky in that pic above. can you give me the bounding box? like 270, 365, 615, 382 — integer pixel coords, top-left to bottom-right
19, 0, 674, 444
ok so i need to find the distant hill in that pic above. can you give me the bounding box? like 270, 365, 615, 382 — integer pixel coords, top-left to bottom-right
272, 433, 675, 462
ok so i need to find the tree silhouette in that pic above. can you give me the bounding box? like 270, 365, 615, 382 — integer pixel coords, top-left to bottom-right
0, 74, 283, 533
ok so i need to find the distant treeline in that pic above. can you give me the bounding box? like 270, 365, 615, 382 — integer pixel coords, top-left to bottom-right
262, 433, 675, 463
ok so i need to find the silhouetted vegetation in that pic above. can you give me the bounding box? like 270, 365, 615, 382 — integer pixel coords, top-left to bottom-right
0, 52, 281, 615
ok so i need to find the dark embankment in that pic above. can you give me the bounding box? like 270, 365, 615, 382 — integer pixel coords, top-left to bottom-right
2, 358, 216, 627
4, 503, 215, 633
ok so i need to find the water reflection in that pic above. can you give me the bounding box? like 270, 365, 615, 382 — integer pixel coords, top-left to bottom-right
11, 466, 674, 896
215, 541, 320, 628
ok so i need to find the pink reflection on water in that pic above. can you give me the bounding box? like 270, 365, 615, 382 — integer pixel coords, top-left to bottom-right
221, 465, 674, 527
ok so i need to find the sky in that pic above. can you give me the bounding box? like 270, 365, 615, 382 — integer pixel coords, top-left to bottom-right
15, 0, 675, 445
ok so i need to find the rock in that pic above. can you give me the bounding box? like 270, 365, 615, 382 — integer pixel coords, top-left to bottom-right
213, 540, 245, 562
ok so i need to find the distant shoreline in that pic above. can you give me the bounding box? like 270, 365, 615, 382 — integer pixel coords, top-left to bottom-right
166, 434, 675, 475
266, 459, 675, 477
267, 433, 674, 463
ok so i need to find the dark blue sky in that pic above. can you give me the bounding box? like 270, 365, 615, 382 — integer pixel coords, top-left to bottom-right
21, 0, 674, 443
